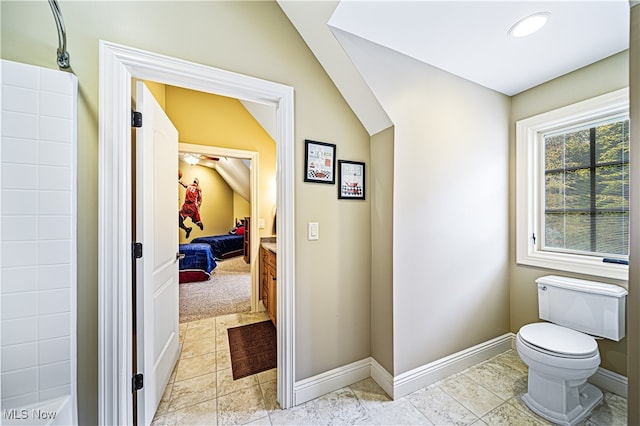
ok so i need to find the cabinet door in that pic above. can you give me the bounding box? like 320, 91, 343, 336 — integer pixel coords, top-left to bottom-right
261, 249, 268, 303
268, 269, 277, 326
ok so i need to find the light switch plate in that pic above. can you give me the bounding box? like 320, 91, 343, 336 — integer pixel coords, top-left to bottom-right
308, 222, 319, 240
258, 218, 265, 229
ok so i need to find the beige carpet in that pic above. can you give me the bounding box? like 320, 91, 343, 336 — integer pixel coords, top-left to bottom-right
179, 256, 251, 323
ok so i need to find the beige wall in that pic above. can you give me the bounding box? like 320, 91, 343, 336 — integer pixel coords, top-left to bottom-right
370, 126, 394, 373
0, 2, 371, 423
510, 52, 629, 375
4, 3, 634, 424
627, 5, 639, 423
178, 160, 234, 243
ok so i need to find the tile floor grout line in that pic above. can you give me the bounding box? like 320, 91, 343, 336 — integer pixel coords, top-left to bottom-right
155, 317, 627, 426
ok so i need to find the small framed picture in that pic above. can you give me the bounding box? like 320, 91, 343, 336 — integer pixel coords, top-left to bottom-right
338, 160, 365, 200
304, 140, 336, 184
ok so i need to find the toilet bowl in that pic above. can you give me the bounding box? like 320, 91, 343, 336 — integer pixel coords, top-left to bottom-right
515, 275, 627, 426
516, 323, 602, 426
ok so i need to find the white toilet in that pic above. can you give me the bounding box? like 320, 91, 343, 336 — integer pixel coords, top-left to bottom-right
516, 275, 627, 426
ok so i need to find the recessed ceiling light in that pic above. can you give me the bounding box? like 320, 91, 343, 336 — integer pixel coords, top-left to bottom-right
509, 12, 550, 38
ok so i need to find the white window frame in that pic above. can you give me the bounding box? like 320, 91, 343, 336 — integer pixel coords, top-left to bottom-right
516, 88, 629, 280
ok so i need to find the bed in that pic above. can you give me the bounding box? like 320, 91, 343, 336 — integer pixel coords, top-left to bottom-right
178, 243, 217, 283
190, 234, 245, 260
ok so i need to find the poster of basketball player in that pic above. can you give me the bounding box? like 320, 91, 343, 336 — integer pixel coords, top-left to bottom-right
178, 170, 204, 238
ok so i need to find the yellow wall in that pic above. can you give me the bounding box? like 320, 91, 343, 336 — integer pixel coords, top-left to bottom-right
144, 80, 167, 109
146, 83, 252, 244
178, 160, 234, 243
234, 193, 251, 222
166, 86, 277, 239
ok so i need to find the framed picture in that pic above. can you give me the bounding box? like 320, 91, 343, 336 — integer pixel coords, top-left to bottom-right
304, 140, 336, 184
338, 160, 365, 200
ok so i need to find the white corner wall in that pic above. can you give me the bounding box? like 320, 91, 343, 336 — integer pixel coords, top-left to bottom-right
0, 60, 77, 422
332, 29, 510, 376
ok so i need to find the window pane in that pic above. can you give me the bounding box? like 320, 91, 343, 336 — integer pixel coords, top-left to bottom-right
595, 212, 628, 255
545, 212, 591, 252
596, 164, 628, 210
545, 169, 591, 210
564, 169, 591, 209
543, 117, 629, 258
596, 120, 629, 164
544, 172, 564, 210
564, 129, 591, 168
545, 135, 564, 170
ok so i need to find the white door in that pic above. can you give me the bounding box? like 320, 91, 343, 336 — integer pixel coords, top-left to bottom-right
135, 81, 181, 426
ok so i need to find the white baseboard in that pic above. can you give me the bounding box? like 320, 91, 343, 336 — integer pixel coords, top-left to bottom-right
370, 357, 394, 397
293, 358, 371, 406
589, 367, 628, 398
392, 333, 514, 399
291, 332, 627, 406
293, 333, 513, 405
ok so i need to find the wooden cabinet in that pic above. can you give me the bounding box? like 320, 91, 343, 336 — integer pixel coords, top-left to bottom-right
260, 245, 277, 326
243, 217, 250, 263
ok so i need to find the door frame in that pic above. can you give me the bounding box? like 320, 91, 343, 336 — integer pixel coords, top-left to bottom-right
98, 41, 295, 425
179, 143, 261, 312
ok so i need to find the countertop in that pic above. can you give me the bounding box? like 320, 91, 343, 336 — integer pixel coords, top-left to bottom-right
261, 237, 276, 254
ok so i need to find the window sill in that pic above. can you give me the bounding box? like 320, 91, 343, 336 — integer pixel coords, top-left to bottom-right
516, 251, 628, 281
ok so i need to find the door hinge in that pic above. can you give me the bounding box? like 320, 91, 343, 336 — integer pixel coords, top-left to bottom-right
132, 373, 144, 392
132, 242, 143, 259
131, 110, 142, 128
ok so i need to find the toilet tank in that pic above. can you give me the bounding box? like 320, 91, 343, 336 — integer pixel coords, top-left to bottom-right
536, 275, 627, 341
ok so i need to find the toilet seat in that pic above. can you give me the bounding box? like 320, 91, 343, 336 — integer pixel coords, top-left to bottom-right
519, 323, 598, 359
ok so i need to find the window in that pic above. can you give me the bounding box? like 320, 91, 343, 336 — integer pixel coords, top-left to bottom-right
516, 89, 629, 280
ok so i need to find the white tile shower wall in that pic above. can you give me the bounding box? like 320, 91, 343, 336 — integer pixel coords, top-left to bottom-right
0, 60, 77, 411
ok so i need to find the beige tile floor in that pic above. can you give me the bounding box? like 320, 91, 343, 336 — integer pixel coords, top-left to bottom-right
152, 312, 628, 425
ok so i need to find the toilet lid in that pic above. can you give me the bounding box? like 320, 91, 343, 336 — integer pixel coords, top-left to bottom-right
519, 323, 598, 357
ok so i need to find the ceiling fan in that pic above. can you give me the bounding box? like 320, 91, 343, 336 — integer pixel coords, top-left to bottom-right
181, 152, 219, 167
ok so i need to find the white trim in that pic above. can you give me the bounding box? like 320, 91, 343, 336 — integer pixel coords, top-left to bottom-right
98, 41, 295, 425
392, 333, 513, 399
589, 367, 628, 398
294, 334, 513, 404
515, 88, 629, 281
178, 143, 262, 312
69, 72, 79, 426
370, 358, 394, 398
294, 358, 371, 406
286, 334, 628, 407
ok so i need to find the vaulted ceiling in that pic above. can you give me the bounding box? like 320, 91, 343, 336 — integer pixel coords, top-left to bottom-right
279, 1, 630, 136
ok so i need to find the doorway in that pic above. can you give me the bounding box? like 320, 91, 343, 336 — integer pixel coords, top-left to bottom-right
177, 143, 262, 318
98, 41, 295, 425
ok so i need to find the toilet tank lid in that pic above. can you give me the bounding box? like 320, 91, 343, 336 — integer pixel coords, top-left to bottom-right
536, 275, 627, 297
